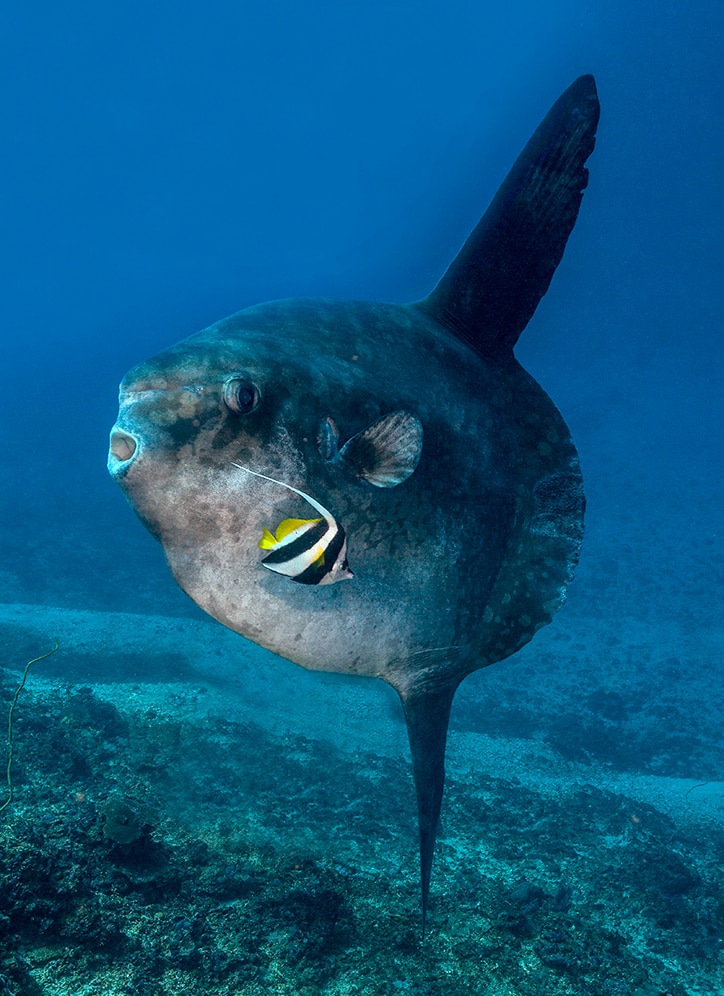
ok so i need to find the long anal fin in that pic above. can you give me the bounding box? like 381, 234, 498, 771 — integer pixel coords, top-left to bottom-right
398, 682, 458, 938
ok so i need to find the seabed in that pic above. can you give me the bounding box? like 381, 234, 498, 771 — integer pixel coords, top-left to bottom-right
0, 601, 722, 996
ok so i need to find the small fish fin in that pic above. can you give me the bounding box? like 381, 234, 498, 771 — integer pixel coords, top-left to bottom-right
317, 416, 340, 461
274, 517, 322, 543
258, 527, 278, 550
336, 410, 423, 488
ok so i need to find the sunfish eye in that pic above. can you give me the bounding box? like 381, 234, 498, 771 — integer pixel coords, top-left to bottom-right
222, 376, 260, 415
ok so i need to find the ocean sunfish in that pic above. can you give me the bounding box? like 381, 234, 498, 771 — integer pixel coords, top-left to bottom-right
108, 75, 600, 933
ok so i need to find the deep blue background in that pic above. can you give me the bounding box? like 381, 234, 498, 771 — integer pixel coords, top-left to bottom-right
1, 1, 722, 630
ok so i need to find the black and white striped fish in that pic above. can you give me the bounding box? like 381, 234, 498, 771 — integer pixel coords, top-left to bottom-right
231, 464, 353, 585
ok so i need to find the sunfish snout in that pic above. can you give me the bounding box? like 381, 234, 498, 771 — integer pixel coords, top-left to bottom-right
108, 428, 139, 474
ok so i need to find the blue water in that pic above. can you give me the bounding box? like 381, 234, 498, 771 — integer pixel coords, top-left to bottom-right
1, 2, 723, 993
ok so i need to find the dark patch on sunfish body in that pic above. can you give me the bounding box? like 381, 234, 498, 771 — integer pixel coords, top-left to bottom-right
109, 75, 599, 934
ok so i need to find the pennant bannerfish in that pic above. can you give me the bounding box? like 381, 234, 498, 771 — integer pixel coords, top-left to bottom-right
231, 464, 353, 585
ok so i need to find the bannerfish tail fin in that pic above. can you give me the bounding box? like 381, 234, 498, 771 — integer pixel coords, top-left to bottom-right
417, 74, 600, 360
259, 527, 278, 549
397, 679, 459, 939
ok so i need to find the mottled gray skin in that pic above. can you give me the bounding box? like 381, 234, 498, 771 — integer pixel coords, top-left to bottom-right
109, 75, 599, 931
111, 299, 580, 688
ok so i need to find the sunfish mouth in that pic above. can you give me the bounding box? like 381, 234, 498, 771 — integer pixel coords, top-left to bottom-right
108, 428, 139, 473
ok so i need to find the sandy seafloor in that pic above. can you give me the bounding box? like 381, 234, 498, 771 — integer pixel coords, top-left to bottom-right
1, 490, 723, 996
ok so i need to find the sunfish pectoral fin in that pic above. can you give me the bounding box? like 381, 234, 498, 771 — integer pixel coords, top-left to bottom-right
394, 672, 460, 938
335, 410, 423, 488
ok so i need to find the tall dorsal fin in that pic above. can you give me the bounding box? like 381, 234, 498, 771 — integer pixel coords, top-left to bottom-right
417, 75, 600, 360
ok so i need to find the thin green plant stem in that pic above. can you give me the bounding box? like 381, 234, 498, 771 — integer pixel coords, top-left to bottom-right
0, 638, 60, 815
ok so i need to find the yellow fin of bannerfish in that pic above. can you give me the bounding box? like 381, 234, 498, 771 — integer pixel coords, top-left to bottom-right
258, 528, 278, 550
258, 517, 322, 550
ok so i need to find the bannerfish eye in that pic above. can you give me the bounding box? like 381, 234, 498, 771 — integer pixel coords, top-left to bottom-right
223, 376, 260, 415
